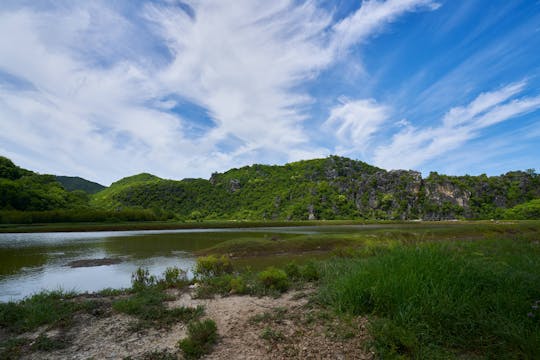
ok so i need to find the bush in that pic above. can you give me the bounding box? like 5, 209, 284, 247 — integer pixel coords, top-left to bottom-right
299, 261, 319, 281
131, 267, 156, 291
178, 319, 218, 359
161, 267, 188, 288
195, 255, 233, 278
284, 261, 319, 282
258, 267, 289, 292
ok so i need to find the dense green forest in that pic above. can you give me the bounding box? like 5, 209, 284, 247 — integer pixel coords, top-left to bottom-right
55, 176, 105, 194
1, 155, 539, 223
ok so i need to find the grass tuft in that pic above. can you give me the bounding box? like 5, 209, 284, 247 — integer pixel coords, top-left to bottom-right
178, 319, 218, 359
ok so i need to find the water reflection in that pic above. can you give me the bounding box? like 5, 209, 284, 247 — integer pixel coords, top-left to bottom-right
0, 227, 321, 302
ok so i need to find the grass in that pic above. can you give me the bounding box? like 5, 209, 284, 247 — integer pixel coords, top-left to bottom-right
0, 337, 28, 359
317, 237, 540, 358
30, 334, 68, 351
0, 290, 81, 334
178, 319, 218, 359
113, 288, 204, 329
112, 267, 203, 329
0, 219, 392, 233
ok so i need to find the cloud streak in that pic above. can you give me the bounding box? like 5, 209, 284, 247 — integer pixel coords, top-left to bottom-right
373, 82, 540, 170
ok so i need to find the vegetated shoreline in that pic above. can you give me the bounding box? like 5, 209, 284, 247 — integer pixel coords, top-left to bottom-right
0, 218, 514, 234
2, 222, 539, 359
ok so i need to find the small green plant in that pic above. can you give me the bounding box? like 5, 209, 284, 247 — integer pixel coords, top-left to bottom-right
368, 318, 419, 359
260, 326, 284, 342
284, 262, 301, 279
258, 267, 289, 292
299, 261, 319, 281
31, 333, 68, 351
131, 267, 157, 291
136, 349, 178, 360
98, 288, 126, 296
161, 267, 188, 288
112, 288, 203, 329
178, 319, 218, 359
229, 276, 247, 294
194, 255, 233, 278
0, 337, 28, 359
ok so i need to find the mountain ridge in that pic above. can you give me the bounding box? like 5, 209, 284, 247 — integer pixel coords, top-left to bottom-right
1, 155, 539, 221
92, 156, 540, 220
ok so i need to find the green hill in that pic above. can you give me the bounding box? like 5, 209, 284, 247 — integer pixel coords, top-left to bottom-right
56, 176, 106, 194
91, 156, 540, 220
2, 155, 539, 221
0, 157, 88, 211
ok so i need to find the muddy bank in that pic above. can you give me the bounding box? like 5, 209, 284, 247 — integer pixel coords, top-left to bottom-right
66, 258, 123, 268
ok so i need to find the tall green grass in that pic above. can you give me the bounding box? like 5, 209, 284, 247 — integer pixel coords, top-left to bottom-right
318, 238, 540, 358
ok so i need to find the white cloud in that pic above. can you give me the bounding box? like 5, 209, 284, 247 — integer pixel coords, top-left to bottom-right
0, 0, 439, 184
332, 0, 440, 54
373, 82, 540, 170
323, 98, 389, 153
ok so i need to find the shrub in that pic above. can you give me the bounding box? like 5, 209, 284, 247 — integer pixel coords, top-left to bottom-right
229, 276, 247, 294
161, 267, 188, 288
178, 319, 218, 359
194, 255, 233, 278
258, 267, 289, 292
131, 267, 156, 291
284, 262, 301, 279
299, 261, 319, 281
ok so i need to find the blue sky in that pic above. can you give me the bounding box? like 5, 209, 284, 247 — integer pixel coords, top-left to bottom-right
0, 0, 539, 185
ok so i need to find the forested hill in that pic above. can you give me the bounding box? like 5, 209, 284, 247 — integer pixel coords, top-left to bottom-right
91, 156, 540, 220
55, 176, 105, 194
1, 155, 539, 221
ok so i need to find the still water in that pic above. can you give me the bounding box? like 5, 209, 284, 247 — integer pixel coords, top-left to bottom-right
0, 227, 333, 302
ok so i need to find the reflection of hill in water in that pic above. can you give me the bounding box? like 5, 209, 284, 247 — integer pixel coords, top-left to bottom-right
101, 231, 300, 258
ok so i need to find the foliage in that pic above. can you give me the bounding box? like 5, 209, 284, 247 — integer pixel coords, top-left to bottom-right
0, 337, 29, 360
178, 319, 218, 359
257, 267, 289, 292
2, 154, 540, 222
112, 288, 203, 329
0, 290, 79, 334
194, 255, 234, 278
131, 267, 157, 291
318, 239, 540, 358
162, 267, 188, 288
55, 175, 105, 194
0, 208, 170, 224
504, 199, 540, 219
30, 334, 67, 351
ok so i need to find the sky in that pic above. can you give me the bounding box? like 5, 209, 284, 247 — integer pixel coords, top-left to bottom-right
1, 0, 539, 185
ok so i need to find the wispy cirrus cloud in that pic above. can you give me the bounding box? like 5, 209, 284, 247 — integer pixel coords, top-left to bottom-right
0, 0, 439, 184
373, 81, 540, 170
323, 98, 389, 154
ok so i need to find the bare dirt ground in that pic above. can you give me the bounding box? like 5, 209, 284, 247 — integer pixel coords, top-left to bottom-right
16, 289, 373, 360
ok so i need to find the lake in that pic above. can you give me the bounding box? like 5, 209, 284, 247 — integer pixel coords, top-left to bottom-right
0, 226, 361, 302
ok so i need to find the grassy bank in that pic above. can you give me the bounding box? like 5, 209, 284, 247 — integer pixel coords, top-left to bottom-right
317, 237, 540, 358
0, 219, 394, 233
